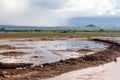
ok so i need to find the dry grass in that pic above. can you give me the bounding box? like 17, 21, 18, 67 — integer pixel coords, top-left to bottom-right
0, 31, 119, 38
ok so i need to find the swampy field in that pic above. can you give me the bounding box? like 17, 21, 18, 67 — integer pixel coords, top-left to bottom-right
0, 31, 120, 80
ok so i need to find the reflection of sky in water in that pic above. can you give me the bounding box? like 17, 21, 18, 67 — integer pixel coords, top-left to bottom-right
0, 38, 105, 63
66, 39, 104, 49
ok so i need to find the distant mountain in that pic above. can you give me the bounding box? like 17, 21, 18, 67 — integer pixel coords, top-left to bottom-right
0, 17, 120, 31
86, 24, 96, 28
67, 17, 120, 28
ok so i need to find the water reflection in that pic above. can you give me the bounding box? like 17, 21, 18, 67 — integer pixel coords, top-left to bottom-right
0, 38, 105, 63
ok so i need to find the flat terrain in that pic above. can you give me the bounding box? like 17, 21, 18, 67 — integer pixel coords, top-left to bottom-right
0, 31, 120, 39
0, 38, 119, 80
0, 31, 119, 80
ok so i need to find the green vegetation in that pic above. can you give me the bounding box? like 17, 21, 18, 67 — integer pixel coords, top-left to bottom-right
0, 31, 119, 38
0, 29, 119, 38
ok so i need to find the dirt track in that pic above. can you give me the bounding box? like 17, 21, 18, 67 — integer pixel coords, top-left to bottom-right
0, 39, 120, 80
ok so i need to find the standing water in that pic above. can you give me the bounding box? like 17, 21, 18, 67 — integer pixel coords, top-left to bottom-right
0, 38, 105, 63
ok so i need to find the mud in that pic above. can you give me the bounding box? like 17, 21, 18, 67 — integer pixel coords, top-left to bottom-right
92, 38, 120, 47
0, 63, 33, 69
0, 45, 15, 49
0, 39, 120, 80
1, 51, 26, 56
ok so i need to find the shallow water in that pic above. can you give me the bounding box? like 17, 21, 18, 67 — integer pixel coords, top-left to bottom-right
0, 38, 105, 63
43, 57, 120, 80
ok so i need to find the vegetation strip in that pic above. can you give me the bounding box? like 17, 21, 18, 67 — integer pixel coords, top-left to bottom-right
0, 39, 120, 80
0, 31, 120, 39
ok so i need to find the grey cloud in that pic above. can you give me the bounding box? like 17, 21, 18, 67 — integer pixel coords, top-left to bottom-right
0, 0, 120, 26
31, 0, 69, 9
110, 0, 120, 9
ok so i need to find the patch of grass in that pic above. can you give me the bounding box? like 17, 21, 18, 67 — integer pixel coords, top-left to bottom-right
0, 31, 119, 38
0, 44, 14, 49
1, 51, 26, 56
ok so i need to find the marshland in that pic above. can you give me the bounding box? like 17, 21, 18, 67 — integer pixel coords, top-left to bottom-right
0, 30, 119, 80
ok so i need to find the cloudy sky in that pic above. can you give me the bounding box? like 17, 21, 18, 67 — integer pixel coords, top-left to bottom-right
0, 0, 120, 26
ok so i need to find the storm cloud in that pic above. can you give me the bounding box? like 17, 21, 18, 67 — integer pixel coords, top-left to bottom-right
0, 0, 120, 26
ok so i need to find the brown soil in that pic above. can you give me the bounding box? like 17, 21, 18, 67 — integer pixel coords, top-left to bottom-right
78, 48, 93, 52
0, 39, 120, 80
0, 34, 68, 40
0, 63, 33, 69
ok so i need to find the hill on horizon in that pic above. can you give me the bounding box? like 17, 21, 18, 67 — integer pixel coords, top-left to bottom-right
0, 17, 120, 31
67, 17, 120, 28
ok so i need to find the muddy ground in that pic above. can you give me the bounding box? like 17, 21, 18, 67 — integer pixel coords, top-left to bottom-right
0, 39, 120, 80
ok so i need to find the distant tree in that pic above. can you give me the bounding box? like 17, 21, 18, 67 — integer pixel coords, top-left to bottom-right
72, 30, 77, 33
0, 28, 5, 31
99, 29, 104, 32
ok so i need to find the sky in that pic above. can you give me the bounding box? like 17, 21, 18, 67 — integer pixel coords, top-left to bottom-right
0, 0, 120, 26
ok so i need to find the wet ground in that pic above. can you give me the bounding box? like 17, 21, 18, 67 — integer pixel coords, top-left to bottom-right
0, 37, 119, 80
0, 38, 105, 63
93, 37, 120, 43
43, 57, 120, 80
41, 37, 120, 80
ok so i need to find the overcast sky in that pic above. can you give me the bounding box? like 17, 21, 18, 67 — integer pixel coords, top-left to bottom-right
0, 0, 120, 26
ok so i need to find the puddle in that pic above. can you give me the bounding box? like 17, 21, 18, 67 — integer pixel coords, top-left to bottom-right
0, 38, 105, 63
43, 57, 120, 80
